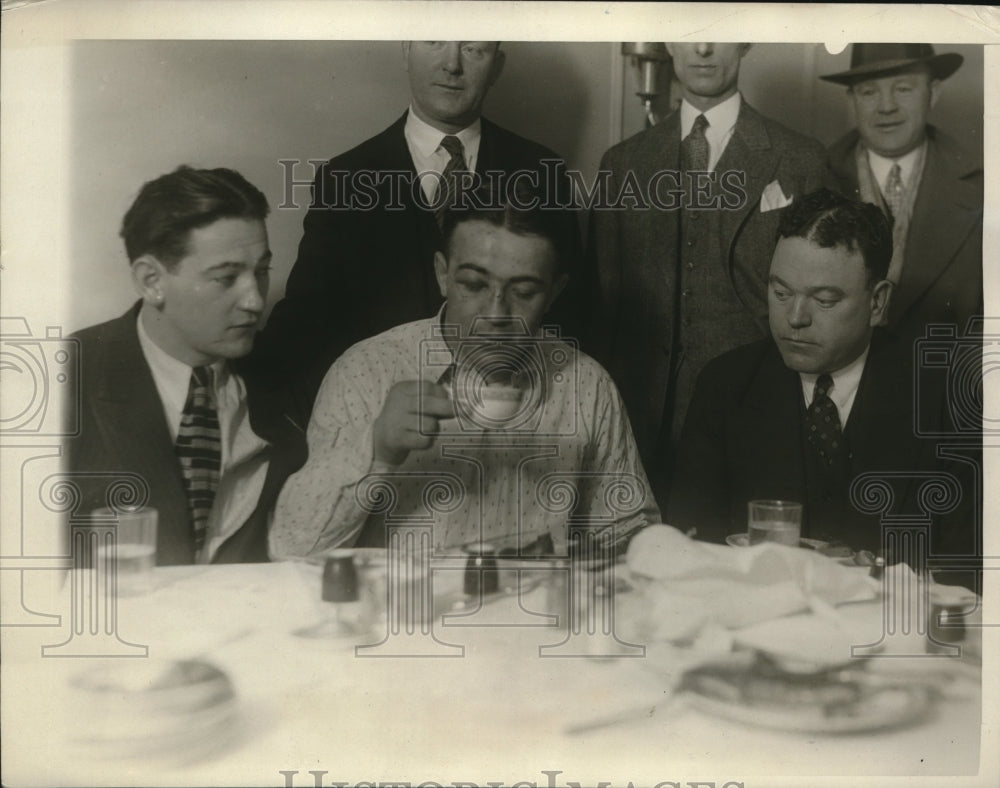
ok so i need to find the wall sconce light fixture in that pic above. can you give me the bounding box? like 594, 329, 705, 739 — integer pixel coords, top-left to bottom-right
621, 42, 670, 127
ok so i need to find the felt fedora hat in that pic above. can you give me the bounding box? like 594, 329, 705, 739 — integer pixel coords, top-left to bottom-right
820, 43, 963, 86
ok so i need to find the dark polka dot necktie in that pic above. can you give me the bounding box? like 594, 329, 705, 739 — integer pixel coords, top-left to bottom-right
806, 373, 843, 467
175, 366, 221, 554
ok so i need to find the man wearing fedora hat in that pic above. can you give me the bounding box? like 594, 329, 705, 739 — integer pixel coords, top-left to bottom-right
823, 43, 982, 346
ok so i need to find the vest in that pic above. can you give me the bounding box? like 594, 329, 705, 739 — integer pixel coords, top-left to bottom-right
668, 179, 764, 443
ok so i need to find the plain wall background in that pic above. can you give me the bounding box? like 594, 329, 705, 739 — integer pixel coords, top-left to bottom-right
69, 40, 983, 333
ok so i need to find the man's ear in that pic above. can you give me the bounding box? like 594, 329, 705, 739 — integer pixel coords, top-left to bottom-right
488, 47, 506, 88
664, 43, 676, 59
739, 43, 753, 57
869, 279, 892, 326
928, 78, 942, 110
131, 255, 166, 306
433, 250, 449, 298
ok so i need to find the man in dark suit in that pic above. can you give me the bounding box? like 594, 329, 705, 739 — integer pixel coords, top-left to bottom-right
823, 43, 983, 347
588, 43, 828, 510
669, 190, 977, 576
253, 42, 580, 421
69, 166, 306, 565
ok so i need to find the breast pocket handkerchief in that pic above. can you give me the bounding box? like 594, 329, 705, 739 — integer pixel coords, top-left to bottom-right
759, 180, 793, 213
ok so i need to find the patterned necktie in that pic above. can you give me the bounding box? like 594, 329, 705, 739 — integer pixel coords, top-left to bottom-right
884, 163, 905, 220
435, 135, 467, 229
175, 366, 221, 553
805, 374, 843, 467
682, 114, 710, 172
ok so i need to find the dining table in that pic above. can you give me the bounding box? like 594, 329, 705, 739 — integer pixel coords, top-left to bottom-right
1, 545, 992, 788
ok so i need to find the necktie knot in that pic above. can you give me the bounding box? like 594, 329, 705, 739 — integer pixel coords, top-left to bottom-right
682, 114, 710, 172
814, 373, 833, 401
192, 364, 213, 389
435, 136, 468, 228
884, 162, 905, 218
440, 134, 465, 163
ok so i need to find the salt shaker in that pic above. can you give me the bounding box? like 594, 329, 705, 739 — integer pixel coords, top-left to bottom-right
463, 542, 500, 597
321, 550, 364, 635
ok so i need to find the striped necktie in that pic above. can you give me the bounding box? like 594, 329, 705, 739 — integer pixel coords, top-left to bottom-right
435, 135, 467, 229
176, 366, 221, 553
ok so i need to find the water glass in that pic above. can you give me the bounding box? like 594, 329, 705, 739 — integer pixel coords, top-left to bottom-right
747, 499, 802, 546
91, 506, 158, 594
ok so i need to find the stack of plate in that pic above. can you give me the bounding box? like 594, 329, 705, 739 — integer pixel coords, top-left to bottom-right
66, 659, 238, 764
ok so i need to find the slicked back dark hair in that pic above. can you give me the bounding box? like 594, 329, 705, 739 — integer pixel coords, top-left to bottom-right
440, 184, 571, 276
776, 188, 892, 284
120, 165, 270, 267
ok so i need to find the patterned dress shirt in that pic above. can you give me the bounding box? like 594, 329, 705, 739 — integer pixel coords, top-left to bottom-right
271, 315, 659, 558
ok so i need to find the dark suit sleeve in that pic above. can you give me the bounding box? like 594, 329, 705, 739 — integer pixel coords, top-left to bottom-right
525, 158, 585, 344
584, 148, 622, 365
666, 359, 732, 543
927, 355, 982, 591
249, 163, 365, 424
792, 134, 832, 196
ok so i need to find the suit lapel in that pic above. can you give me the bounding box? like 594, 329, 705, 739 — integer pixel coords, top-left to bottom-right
94, 308, 184, 491
636, 113, 683, 316
381, 112, 420, 175
845, 337, 915, 476
476, 117, 501, 174
716, 102, 780, 263
93, 307, 193, 561
738, 346, 807, 494
891, 132, 982, 324
387, 111, 443, 308
827, 130, 863, 199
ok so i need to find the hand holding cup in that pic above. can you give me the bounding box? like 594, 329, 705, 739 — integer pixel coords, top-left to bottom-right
372, 380, 455, 466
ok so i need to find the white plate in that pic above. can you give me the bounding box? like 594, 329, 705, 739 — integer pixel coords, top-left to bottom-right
686, 683, 930, 733
726, 533, 828, 550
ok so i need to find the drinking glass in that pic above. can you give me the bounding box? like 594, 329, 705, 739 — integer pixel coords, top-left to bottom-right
747, 500, 802, 546
91, 506, 158, 595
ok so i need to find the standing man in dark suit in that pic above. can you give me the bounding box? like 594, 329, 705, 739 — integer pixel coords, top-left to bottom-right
588, 43, 828, 509
669, 190, 976, 572
253, 42, 579, 421
69, 166, 306, 565
823, 44, 982, 346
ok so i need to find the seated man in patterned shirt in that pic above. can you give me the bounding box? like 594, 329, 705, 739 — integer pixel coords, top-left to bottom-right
271, 191, 658, 558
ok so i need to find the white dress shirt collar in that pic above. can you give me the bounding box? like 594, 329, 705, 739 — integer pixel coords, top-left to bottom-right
136, 312, 227, 442
799, 345, 870, 427
679, 92, 742, 172
405, 108, 483, 203
137, 310, 271, 564
867, 142, 925, 194
405, 107, 481, 168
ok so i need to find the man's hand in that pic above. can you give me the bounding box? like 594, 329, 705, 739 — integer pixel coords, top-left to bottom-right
372, 380, 455, 467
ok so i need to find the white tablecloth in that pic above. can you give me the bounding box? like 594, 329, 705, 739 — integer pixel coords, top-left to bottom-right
1, 561, 988, 787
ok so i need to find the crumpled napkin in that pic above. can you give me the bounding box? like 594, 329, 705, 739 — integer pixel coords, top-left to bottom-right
625, 524, 875, 642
